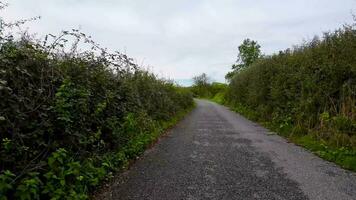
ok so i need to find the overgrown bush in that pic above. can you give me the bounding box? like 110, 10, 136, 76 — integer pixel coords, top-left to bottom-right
226, 24, 356, 149
0, 7, 193, 199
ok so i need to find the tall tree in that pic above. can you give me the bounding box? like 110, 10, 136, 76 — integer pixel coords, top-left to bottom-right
225, 39, 261, 81
192, 73, 211, 97
193, 73, 210, 87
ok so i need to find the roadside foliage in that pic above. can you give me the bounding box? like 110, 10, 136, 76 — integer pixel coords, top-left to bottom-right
0, 9, 194, 200
191, 22, 356, 170
225, 24, 356, 169
190, 73, 228, 102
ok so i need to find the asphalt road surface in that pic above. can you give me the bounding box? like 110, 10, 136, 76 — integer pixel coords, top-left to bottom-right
97, 100, 356, 200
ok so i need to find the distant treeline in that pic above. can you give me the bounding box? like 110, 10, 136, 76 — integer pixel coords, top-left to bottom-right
190, 73, 227, 100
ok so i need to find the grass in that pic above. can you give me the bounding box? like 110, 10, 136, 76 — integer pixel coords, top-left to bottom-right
292, 135, 356, 171
113, 103, 196, 172
92, 103, 196, 197
211, 92, 225, 104
208, 99, 356, 172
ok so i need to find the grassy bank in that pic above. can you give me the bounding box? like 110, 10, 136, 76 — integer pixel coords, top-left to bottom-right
90, 103, 195, 198
210, 100, 356, 172
91, 104, 194, 197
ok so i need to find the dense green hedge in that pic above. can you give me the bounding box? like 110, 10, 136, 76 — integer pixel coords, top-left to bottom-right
0, 34, 193, 198
191, 80, 227, 100
226, 24, 356, 149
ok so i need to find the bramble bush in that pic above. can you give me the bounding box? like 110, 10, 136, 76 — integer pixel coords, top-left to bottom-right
0, 4, 193, 199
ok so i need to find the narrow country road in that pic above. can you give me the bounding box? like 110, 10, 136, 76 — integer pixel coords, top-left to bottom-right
97, 100, 356, 200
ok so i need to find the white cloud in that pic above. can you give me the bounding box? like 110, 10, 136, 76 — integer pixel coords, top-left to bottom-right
2, 0, 356, 84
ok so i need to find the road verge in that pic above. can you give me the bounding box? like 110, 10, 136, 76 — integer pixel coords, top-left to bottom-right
207, 99, 356, 172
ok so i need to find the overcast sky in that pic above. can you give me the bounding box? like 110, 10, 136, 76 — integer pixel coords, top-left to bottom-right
2, 0, 356, 85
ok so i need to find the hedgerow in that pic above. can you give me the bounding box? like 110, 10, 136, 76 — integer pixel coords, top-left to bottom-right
0, 6, 193, 199
225, 23, 356, 153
